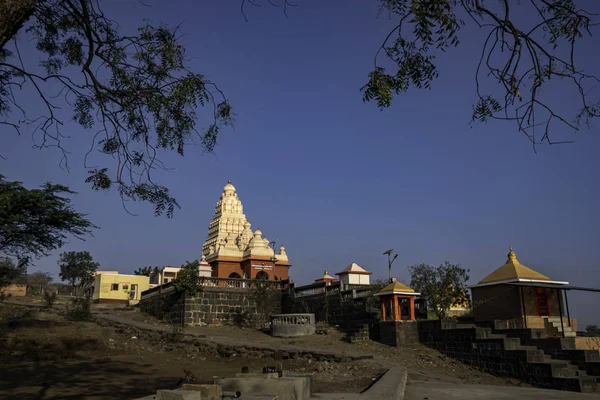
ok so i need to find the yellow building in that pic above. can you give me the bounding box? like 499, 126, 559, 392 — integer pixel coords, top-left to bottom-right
0, 283, 27, 298
92, 271, 150, 305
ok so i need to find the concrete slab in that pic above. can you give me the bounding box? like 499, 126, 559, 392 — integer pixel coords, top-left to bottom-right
361, 366, 406, 400
155, 390, 202, 400
181, 383, 222, 398
312, 367, 407, 400
405, 381, 600, 400
218, 375, 310, 400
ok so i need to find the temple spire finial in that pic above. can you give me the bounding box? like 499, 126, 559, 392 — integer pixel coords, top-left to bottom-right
508, 246, 517, 261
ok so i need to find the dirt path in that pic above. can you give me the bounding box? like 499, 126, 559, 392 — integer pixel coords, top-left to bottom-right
107, 309, 520, 386
0, 305, 382, 400
1, 300, 522, 400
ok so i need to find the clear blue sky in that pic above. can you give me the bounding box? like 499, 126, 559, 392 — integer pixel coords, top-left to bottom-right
3, 1, 599, 325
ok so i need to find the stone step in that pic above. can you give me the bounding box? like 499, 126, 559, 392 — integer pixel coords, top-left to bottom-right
578, 376, 599, 393
519, 345, 539, 351
551, 322, 573, 331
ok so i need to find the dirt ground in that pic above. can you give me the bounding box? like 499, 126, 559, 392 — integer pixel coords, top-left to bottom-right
0, 300, 521, 400
119, 308, 522, 386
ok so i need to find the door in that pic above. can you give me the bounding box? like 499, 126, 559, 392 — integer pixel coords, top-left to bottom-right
129, 284, 138, 300
535, 288, 550, 316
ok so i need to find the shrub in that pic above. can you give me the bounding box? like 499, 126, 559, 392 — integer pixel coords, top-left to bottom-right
66, 296, 92, 321
44, 291, 57, 307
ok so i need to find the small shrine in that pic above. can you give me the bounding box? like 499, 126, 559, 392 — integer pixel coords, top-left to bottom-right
335, 262, 372, 285
201, 181, 292, 280
198, 255, 212, 278
314, 270, 338, 286
470, 247, 576, 334
374, 278, 420, 321
375, 278, 420, 347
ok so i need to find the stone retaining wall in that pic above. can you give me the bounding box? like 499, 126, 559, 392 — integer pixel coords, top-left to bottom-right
282, 291, 378, 338
139, 286, 282, 327
379, 321, 419, 347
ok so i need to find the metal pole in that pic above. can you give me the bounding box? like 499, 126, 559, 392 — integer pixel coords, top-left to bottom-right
557, 288, 565, 338
520, 286, 527, 328
388, 254, 391, 282
564, 289, 571, 328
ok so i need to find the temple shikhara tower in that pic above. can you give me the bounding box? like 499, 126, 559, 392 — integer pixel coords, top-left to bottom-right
202, 181, 291, 280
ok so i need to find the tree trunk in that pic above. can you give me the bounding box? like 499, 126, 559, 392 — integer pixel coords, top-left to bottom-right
0, 0, 36, 52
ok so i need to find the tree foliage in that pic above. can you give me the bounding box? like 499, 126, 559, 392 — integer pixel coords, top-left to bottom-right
585, 325, 600, 334
0, 175, 95, 265
361, 0, 599, 147
27, 270, 53, 293
0, 258, 26, 300
409, 261, 470, 320
58, 250, 99, 294
173, 259, 199, 295
134, 266, 154, 276
0, 0, 232, 217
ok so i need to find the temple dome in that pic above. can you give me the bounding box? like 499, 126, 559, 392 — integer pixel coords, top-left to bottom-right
477, 247, 553, 285
223, 180, 236, 194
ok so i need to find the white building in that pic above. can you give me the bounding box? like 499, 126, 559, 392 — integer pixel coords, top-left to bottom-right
335, 262, 372, 285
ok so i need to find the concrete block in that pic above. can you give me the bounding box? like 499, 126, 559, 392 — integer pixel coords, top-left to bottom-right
156, 390, 202, 400
181, 383, 222, 398
218, 375, 310, 400
234, 373, 280, 379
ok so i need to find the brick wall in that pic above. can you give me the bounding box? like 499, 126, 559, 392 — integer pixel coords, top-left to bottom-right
472, 284, 566, 324
472, 284, 522, 322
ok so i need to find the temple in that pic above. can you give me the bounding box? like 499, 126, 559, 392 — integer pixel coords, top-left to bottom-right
470, 247, 575, 333
335, 262, 372, 285
202, 181, 292, 280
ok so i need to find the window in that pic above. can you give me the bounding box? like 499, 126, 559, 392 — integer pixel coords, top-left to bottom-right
164, 278, 169, 283
256, 271, 269, 280
111, 284, 119, 291
122, 285, 129, 290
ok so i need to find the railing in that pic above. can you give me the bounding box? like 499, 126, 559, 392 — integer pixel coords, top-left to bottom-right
293, 281, 377, 299
141, 277, 289, 299
271, 313, 315, 326
198, 276, 289, 289
293, 281, 329, 298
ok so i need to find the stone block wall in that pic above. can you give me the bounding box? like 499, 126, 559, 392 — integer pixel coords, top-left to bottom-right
497, 330, 600, 378
139, 288, 185, 324
184, 286, 282, 327
417, 320, 594, 392
379, 321, 419, 347
139, 285, 282, 327
282, 291, 378, 339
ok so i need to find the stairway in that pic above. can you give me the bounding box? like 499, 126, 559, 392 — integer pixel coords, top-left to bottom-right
419, 320, 600, 393
544, 317, 577, 337
344, 323, 370, 343
477, 328, 599, 392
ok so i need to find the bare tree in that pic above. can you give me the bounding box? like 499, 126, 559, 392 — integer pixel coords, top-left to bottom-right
361, 0, 599, 149
1, 0, 232, 217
